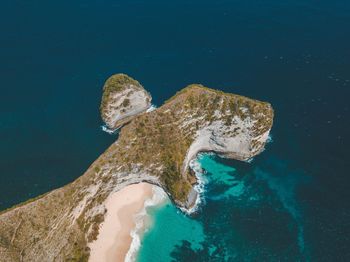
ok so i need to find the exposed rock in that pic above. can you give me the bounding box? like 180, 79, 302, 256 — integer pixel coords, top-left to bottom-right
100, 74, 152, 129
0, 75, 273, 262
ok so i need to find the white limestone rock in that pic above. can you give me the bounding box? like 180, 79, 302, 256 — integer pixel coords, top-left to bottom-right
100, 74, 152, 129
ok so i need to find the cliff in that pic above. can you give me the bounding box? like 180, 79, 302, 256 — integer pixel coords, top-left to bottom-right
100, 74, 152, 129
0, 74, 273, 262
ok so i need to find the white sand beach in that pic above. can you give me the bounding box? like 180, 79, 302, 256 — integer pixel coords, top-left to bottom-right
88, 183, 154, 262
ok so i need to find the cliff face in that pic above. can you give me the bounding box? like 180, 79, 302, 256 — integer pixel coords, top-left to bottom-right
100, 74, 152, 129
0, 75, 273, 262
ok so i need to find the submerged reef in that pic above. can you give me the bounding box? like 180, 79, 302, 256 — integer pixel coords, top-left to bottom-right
0, 74, 273, 262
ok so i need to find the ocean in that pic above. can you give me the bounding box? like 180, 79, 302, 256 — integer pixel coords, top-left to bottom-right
1, 0, 349, 261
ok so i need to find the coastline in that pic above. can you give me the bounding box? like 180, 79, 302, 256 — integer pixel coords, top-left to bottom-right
125, 185, 167, 261
88, 183, 153, 262
88, 183, 167, 262
184, 154, 208, 214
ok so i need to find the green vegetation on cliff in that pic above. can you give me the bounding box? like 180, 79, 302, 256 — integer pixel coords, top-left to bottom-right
99, 84, 273, 203
100, 74, 140, 110
100, 73, 152, 129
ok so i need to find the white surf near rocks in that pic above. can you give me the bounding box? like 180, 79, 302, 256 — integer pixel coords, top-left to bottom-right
125, 185, 167, 262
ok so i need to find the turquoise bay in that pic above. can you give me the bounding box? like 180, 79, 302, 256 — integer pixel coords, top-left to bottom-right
138, 153, 306, 261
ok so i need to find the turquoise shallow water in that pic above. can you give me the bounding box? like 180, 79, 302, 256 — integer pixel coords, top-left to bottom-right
138, 153, 307, 261
137, 199, 205, 262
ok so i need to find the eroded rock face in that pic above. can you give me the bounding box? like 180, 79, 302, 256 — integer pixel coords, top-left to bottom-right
0, 75, 273, 262
100, 74, 152, 129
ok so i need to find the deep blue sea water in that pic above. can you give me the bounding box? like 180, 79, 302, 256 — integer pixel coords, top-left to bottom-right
1, 0, 349, 261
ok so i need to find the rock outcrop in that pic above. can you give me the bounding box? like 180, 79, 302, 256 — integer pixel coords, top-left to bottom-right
0, 75, 273, 262
100, 74, 152, 129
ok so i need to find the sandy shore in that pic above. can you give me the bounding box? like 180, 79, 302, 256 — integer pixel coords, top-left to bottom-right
89, 183, 154, 262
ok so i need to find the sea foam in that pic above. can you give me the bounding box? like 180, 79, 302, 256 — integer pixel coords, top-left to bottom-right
267, 134, 273, 143
183, 154, 208, 214
125, 185, 167, 262
101, 125, 118, 134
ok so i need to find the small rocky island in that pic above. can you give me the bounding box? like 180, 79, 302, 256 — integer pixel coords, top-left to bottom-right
100, 74, 152, 129
0, 74, 274, 261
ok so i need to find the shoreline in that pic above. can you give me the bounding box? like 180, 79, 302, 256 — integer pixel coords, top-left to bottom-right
184, 154, 208, 214
88, 183, 153, 262
88, 182, 167, 262
125, 185, 167, 261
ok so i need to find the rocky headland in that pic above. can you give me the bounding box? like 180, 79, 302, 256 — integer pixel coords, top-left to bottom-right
100, 74, 152, 129
0, 74, 273, 262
